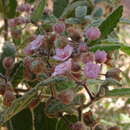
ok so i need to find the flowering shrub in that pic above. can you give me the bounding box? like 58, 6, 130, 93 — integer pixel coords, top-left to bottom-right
0, 0, 130, 130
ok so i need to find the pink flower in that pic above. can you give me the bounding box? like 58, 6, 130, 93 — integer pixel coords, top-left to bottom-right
95, 50, 107, 63
17, 4, 32, 12
53, 45, 73, 61
52, 59, 72, 76
84, 62, 100, 79
53, 23, 65, 34
85, 27, 101, 41
24, 35, 44, 55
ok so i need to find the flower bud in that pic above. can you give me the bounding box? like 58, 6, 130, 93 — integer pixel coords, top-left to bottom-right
71, 121, 86, 130
85, 27, 101, 41
30, 59, 44, 74
11, 29, 21, 39
95, 50, 107, 63
53, 23, 65, 34
78, 43, 88, 52
2, 57, 14, 70
81, 52, 95, 64
57, 89, 75, 104
71, 63, 81, 72
106, 68, 121, 81
67, 27, 81, 42
17, 4, 32, 13
3, 90, 16, 107
0, 82, 6, 95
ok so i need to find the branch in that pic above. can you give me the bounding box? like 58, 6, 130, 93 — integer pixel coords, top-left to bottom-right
0, 76, 66, 126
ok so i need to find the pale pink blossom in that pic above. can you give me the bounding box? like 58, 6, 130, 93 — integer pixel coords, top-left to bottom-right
53, 45, 73, 61
95, 50, 107, 63
52, 59, 72, 76
84, 62, 100, 79
85, 27, 101, 41
17, 4, 32, 12
24, 35, 44, 55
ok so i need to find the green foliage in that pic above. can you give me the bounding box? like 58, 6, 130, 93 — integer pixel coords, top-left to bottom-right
90, 44, 121, 52
106, 88, 130, 97
31, 0, 47, 22
6, 0, 17, 18
75, 6, 87, 18
99, 6, 123, 39
7, 108, 33, 130
11, 61, 24, 87
53, 0, 69, 17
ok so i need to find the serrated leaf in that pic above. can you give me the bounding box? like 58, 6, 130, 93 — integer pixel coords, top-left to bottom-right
6, 0, 17, 18
90, 44, 121, 52
53, 0, 69, 17
31, 0, 46, 22
75, 6, 87, 18
11, 61, 24, 87
106, 88, 130, 97
99, 6, 123, 39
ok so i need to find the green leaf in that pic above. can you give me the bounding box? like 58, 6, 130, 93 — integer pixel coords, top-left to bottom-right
26, 0, 35, 3
56, 115, 77, 130
7, 108, 32, 130
31, 0, 46, 22
106, 88, 130, 97
53, 0, 69, 17
61, 0, 89, 18
6, 0, 17, 18
34, 103, 57, 130
11, 61, 24, 88
99, 6, 123, 39
65, 17, 80, 24
121, 44, 130, 55
90, 44, 121, 52
120, 18, 130, 24
75, 6, 87, 18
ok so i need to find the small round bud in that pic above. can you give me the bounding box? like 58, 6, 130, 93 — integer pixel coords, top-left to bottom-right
67, 27, 81, 42
95, 50, 107, 63
78, 43, 88, 52
71, 63, 81, 72
106, 68, 121, 81
81, 52, 95, 64
57, 89, 75, 104
11, 29, 21, 39
53, 23, 65, 34
85, 27, 101, 41
71, 121, 86, 130
17, 4, 32, 13
30, 59, 44, 74
0, 82, 6, 95
2, 57, 14, 70
3, 90, 16, 107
